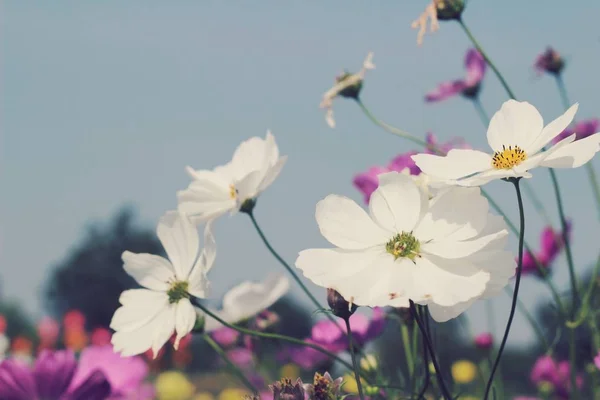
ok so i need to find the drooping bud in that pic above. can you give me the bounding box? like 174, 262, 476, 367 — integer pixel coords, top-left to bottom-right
534, 47, 565, 76
327, 288, 357, 320
270, 378, 305, 400
435, 0, 464, 21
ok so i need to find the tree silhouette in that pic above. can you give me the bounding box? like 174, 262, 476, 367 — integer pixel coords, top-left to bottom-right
45, 206, 163, 329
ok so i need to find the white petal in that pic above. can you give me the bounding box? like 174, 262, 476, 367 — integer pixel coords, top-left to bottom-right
110, 290, 170, 333
428, 300, 475, 322
486, 100, 543, 152
454, 168, 530, 186
157, 211, 199, 280
414, 187, 488, 242
177, 173, 235, 223
422, 229, 508, 259
315, 195, 389, 249
526, 103, 579, 154
235, 170, 264, 202
412, 255, 489, 306
230, 135, 269, 180
151, 305, 176, 358
295, 247, 383, 288
325, 107, 336, 128
257, 156, 287, 194
188, 222, 216, 298
264, 130, 281, 165
539, 133, 600, 169
361, 258, 415, 308
174, 299, 196, 350
412, 150, 493, 180
220, 274, 290, 323
369, 172, 426, 233
513, 134, 576, 173
122, 251, 174, 291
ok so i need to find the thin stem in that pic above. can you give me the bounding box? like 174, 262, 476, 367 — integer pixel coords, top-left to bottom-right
484, 178, 525, 399
457, 19, 516, 100
204, 334, 258, 393
356, 99, 429, 148
345, 317, 366, 400
410, 301, 452, 400
503, 286, 549, 351
417, 323, 430, 400
401, 324, 415, 383
472, 97, 490, 127
568, 327, 578, 400
554, 74, 571, 111
585, 163, 600, 218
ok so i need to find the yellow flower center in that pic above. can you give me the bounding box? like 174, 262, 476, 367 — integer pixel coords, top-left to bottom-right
229, 184, 237, 199
167, 281, 189, 304
385, 232, 421, 260
492, 145, 527, 169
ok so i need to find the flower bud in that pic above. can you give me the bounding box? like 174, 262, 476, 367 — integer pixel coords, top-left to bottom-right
239, 198, 256, 214
435, 0, 465, 21
535, 47, 565, 76
270, 378, 305, 400
192, 314, 205, 334
474, 332, 493, 350
327, 288, 357, 320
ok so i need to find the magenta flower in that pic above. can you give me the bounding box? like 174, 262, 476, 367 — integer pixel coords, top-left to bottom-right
353, 133, 469, 203
594, 351, 600, 370
425, 49, 486, 102
531, 355, 583, 399
211, 327, 240, 348
0, 350, 111, 400
285, 309, 385, 369
69, 345, 151, 400
534, 47, 565, 76
552, 118, 600, 144
474, 333, 493, 350
225, 347, 254, 368
521, 222, 572, 276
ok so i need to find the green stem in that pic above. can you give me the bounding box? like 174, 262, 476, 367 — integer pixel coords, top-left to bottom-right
345, 317, 366, 400
401, 324, 415, 385
204, 334, 258, 393
503, 286, 549, 351
356, 99, 429, 147
585, 163, 600, 218
472, 97, 490, 127
568, 327, 579, 400
484, 178, 525, 400
457, 19, 516, 100
417, 322, 430, 400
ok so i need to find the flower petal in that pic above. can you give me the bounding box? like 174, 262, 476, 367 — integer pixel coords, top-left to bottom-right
428, 299, 475, 322
151, 305, 176, 358
539, 133, 600, 169
110, 290, 170, 334
422, 229, 508, 259
174, 299, 196, 350
157, 211, 199, 280
414, 187, 488, 242
315, 195, 389, 249
230, 135, 269, 180
453, 168, 530, 186
122, 251, 174, 291
526, 103, 579, 154
369, 172, 426, 233
188, 222, 216, 298
177, 172, 235, 223
412, 149, 492, 180
486, 100, 543, 152
257, 156, 287, 194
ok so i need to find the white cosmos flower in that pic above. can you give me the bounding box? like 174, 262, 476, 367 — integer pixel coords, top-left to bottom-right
202, 274, 289, 331
111, 211, 215, 357
295, 171, 514, 322
412, 100, 600, 186
178, 131, 287, 223
320, 52, 375, 128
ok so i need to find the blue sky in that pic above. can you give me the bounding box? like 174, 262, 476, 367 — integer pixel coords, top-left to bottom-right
2, 0, 600, 345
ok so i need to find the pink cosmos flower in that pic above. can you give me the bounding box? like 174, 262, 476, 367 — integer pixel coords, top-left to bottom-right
225, 347, 254, 368
69, 345, 153, 400
474, 333, 493, 350
534, 47, 565, 76
552, 118, 600, 144
531, 355, 583, 399
37, 317, 60, 350
425, 49, 486, 102
211, 327, 241, 348
594, 351, 600, 370
353, 133, 469, 203
90, 328, 112, 346
521, 222, 572, 276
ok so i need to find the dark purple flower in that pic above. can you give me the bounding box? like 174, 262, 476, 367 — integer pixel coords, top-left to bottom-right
425, 49, 486, 102
0, 350, 111, 400
552, 118, 600, 144
531, 355, 583, 399
353, 133, 469, 203
534, 47, 565, 76
521, 221, 572, 276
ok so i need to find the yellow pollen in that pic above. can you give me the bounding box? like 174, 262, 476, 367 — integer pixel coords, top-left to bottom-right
229, 184, 237, 199
492, 145, 527, 169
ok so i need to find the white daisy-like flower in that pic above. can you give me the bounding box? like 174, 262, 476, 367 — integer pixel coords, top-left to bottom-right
320, 52, 375, 128
178, 131, 287, 223
412, 100, 600, 186
111, 211, 215, 357
295, 172, 514, 322
203, 274, 290, 331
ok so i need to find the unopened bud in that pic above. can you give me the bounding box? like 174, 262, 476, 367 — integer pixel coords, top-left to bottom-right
435, 0, 464, 21
270, 378, 305, 400
535, 47, 565, 76
327, 288, 357, 320
192, 314, 205, 334
474, 332, 493, 350
360, 354, 378, 372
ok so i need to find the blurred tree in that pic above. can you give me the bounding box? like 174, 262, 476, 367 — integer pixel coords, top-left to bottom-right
0, 299, 36, 340
44, 206, 163, 330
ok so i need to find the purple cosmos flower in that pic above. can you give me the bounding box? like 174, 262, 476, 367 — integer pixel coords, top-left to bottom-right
531, 355, 583, 399
552, 118, 600, 144
225, 347, 254, 368
534, 47, 565, 76
353, 133, 469, 203
425, 49, 486, 102
521, 221, 572, 276
69, 345, 152, 400
0, 349, 111, 400
474, 333, 493, 350
284, 309, 385, 369
210, 327, 240, 348
594, 351, 600, 370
